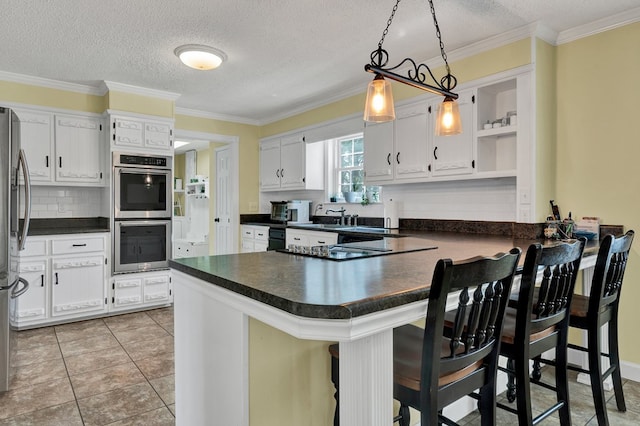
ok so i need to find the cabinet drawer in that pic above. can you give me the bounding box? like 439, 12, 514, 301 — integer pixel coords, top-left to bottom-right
52, 236, 105, 255
254, 227, 269, 241
241, 227, 254, 239
20, 239, 48, 257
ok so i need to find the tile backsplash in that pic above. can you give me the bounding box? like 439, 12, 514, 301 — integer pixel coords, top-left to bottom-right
24, 186, 107, 218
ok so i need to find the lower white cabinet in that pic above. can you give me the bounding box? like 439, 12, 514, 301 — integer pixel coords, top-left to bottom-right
285, 229, 338, 248
240, 225, 269, 253
110, 271, 172, 313
52, 255, 106, 318
16, 233, 109, 328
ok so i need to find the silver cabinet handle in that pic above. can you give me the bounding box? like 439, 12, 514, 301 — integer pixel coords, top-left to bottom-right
12, 277, 30, 298
18, 149, 31, 251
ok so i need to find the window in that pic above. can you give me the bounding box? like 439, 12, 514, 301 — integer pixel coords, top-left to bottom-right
334, 134, 380, 203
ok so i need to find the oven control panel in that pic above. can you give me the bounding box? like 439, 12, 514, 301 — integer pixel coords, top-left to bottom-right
113, 152, 171, 169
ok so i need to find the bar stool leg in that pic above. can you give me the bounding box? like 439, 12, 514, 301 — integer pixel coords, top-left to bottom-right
588, 325, 610, 426
609, 316, 626, 412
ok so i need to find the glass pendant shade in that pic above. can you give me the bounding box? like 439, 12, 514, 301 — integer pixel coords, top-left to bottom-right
435, 97, 462, 136
364, 75, 395, 122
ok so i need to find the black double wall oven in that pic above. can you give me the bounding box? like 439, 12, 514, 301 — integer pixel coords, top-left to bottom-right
112, 152, 172, 274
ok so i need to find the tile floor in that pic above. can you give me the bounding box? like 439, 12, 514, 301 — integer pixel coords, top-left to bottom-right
0, 308, 175, 425
2, 306, 640, 425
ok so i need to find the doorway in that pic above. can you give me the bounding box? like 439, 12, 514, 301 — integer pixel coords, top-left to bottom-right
173, 130, 239, 255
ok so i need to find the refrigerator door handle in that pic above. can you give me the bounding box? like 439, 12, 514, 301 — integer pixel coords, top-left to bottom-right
18, 148, 31, 251
11, 277, 29, 299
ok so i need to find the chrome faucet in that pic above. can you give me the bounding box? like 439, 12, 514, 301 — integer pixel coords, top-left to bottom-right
326, 207, 347, 225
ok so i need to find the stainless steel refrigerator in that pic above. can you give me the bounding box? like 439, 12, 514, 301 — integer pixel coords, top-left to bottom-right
0, 107, 32, 392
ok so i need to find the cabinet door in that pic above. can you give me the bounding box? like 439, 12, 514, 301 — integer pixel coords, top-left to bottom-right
14, 110, 53, 182
280, 136, 305, 189
241, 239, 255, 253
51, 255, 106, 318
16, 261, 49, 324
143, 274, 172, 305
430, 89, 474, 177
144, 121, 172, 151
54, 115, 103, 183
364, 121, 394, 183
259, 139, 282, 190
394, 105, 430, 180
112, 277, 143, 310
307, 231, 338, 246
113, 118, 144, 148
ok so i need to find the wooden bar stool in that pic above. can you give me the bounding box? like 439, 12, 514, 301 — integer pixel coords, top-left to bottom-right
497, 238, 586, 425
329, 248, 521, 426
535, 231, 634, 426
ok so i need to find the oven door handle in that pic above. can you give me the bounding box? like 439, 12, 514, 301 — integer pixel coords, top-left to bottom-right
116, 167, 171, 176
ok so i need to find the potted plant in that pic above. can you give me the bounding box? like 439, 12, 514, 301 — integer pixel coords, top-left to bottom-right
343, 173, 363, 203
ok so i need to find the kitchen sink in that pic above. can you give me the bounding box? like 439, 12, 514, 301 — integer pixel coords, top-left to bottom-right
294, 224, 355, 230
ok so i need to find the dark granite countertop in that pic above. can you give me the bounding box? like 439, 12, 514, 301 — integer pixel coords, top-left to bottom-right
26, 217, 110, 236
170, 232, 602, 320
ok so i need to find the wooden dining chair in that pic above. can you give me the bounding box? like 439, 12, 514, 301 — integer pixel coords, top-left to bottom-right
534, 230, 634, 426
329, 248, 521, 426
497, 238, 586, 425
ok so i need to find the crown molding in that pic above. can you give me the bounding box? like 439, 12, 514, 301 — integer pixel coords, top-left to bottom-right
174, 107, 260, 126
0, 70, 104, 95
557, 6, 640, 44
101, 80, 181, 101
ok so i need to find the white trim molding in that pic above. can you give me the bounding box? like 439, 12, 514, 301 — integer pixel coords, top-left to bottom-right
101, 81, 181, 101
0, 70, 104, 96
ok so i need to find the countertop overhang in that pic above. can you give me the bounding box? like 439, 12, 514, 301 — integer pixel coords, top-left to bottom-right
169, 232, 600, 320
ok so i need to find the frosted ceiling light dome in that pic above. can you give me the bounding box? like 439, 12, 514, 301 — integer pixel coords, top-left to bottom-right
175, 44, 227, 70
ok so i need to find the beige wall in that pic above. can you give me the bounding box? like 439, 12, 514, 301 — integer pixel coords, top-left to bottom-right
106, 91, 174, 118
556, 22, 640, 364
0, 80, 105, 113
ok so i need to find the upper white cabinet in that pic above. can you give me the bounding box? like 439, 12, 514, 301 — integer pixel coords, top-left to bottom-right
363, 69, 530, 190
13, 110, 53, 182
14, 109, 106, 186
429, 88, 475, 177
364, 103, 432, 185
259, 135, 324, 191
110, 115, 173, 152
54, 114, 104, 184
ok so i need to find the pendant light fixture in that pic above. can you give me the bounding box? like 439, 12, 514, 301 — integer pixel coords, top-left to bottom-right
175, 44, 227, 70
363, 0, 462, 136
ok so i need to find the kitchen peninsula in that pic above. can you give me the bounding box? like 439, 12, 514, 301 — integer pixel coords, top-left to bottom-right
169, 232, 598, 426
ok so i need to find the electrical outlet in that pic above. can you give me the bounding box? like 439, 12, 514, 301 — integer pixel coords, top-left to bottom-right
58, 203, 66, 213
248, 201, 258, 212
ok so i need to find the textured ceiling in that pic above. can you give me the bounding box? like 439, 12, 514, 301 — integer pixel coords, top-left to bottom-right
1, 0, 639, 124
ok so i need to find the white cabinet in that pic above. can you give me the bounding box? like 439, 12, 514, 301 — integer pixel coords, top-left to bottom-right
16, 233, 109, 328
363, 121, 394, 183
110, 116, 173, 152
14, 109, 105, 186
240, 225, 269, 253
54, 115, 104, 184
364, 103, 431, 184
285, 229, 338, 248
110, 271, 172, 312
429, 89, 475, 177
13, 110, 54, 182
51, 254, 106, 318
259, 135, 324, 191
173, 241, 209, 258
16, 260, 49, 325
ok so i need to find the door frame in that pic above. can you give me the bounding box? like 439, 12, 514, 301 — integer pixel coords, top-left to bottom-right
174, 129, 239, 254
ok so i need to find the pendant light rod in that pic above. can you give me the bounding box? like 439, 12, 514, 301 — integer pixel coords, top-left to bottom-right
365, 63, 458, 100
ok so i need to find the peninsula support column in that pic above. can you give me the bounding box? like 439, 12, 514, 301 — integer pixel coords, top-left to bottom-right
339, 329, 394, 425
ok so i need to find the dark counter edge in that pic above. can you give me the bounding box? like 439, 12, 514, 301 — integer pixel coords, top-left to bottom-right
169, 258, 428, 320
26, 217, 110, 236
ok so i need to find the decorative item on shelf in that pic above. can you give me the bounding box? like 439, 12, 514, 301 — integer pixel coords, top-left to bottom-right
483, 120, 492, 130
363, 0, 461, 136
174, 178, 182, 191
507, 110, 517, 126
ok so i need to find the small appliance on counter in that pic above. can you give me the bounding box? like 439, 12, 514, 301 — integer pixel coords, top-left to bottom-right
270, 200, 312, 224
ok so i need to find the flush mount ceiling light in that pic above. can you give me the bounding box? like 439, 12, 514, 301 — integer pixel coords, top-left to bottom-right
174, 44, 227, 70
363, 0, 461, 136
